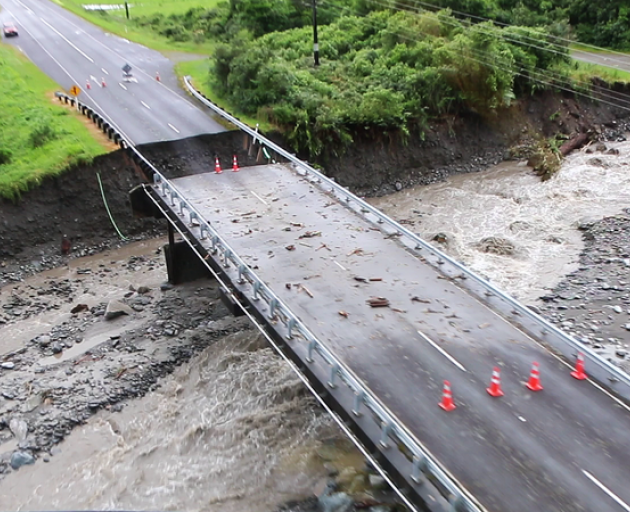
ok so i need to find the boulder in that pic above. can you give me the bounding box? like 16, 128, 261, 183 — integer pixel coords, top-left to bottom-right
105, 300, 134, 320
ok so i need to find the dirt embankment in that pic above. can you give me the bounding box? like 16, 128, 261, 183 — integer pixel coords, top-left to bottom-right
1, 89, 629, 272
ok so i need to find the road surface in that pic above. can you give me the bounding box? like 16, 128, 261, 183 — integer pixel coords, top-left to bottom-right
166, 163, 630, 512
572, 49, 630, 74
0, 0, 225, 144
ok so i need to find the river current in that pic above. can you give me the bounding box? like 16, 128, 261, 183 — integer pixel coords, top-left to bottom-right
1, 139, 629, 511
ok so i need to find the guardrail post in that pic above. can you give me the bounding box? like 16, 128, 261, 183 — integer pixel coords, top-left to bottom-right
211, 235, 219, 254
268, 298, 278, 319
237, 264, 247, 284
223, 249, 231, 268
179, 199, 185, 216
352, 391, 365, 416
189, 212, 197, 226
411, 455, 426, 484
328, 364, 340, 388
252, 281, 261, 301
286, 318, 297, 339
379, 422, 392, 449
306, 339, 316, 363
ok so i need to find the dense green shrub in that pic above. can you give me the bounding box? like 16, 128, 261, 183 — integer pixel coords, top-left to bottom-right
211, 10, 569, 156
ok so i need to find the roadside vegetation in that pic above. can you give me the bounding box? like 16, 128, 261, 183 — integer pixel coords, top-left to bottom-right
0, 45, 106, 200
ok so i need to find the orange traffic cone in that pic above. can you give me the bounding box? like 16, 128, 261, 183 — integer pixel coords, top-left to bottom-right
101, 77, 106, 88
439, 380, 456, 412
232, 154, 239, 172
214, 156, 222, 174
156, 71, 160, 82
86, 80, 91, 90
487, 367, 504, 397
526, 362, 543, 391
571, 352, 587, 380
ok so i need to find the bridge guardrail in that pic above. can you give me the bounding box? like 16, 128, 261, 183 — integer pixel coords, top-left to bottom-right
182, 76, 630, 407
135, 147, 484, 511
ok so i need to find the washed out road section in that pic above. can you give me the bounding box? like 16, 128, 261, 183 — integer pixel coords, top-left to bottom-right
168, 163, 630, 512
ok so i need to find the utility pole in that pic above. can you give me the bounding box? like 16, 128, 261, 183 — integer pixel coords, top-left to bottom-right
312, 0, 319, 66
125, 1, 129, 19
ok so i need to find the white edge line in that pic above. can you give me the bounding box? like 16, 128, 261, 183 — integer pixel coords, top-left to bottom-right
417, 330, 467, 372
333, 260, 346, 271
583, 470, 630, 512
167, 123, 180, 134
101, 67, 109, 75
251, 191, 268, 206
141, 101, 150, 109
118, 82, 127, 90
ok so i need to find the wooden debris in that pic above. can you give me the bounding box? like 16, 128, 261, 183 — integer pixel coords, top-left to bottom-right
241, 211, 256, 216
369, 277, 382, 282
298, 230, 322, 239
354, 276, 367, 282
290, 222, 304, 228
316, 243, 331, 251
338, 310, 349, 318
391, 308, 407, 313
347, 248, 364, 256
285, 245, 296, 251
285, 283, 292, 290
300, 285, 314, 298
411, 296, 431, 303
367, 297, 390, 308
399, 219, 415, 225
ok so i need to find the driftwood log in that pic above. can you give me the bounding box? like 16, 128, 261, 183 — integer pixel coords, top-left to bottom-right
559, 132, 590, 157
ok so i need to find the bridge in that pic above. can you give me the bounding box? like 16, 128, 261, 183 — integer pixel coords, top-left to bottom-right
124, 80, 630, 512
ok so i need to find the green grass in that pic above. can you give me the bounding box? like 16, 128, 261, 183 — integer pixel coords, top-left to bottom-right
570, 60, 630, 84
0, 44, 107, 200
51, 0, 219, 53
176, 59, 274, 132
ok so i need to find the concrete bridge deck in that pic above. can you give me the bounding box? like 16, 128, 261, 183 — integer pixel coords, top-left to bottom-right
161, 163, 630, 512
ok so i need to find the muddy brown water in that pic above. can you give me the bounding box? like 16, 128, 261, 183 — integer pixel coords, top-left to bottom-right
1, 140, 630, 511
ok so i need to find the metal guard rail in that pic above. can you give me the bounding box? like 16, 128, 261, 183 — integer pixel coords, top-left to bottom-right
134, 150, 482, 511
182, 76, 630, 406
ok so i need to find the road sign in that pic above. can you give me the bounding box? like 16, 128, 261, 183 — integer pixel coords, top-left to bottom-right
122, 63, 132, 74
69, 85, 81, 96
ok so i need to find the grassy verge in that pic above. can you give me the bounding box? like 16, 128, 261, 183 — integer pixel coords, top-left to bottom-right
51, 0, 218, 54
0, 44, 107, 200
176, 59, 274, 133
570, 61, 630, 84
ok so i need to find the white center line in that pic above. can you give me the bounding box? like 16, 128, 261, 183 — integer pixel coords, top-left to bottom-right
118, 83, 127, 90
251, 191, 268, 206
101, 68, 109, 75
417, 330, 467, 372
583, 470, 630, 511
39, 18, 93, 62
141, 101, 151, 109
167, 123, 180, 134
333, 260, 347, 271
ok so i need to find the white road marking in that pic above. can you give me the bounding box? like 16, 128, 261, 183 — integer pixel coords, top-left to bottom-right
251, 192, 268, 206
333, 260, 346, 271
39, 18, 93, 62
167, 123, 180, 134
417, 330, 467, 372
583, 470, 630, 511
90, 75, 97, 83
101, 68, 109, 75
118, 82, 127, 90
141, 101, 151, 109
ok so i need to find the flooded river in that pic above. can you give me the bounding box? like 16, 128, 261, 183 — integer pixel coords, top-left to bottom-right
371, 140, 630, 302
2, 139, 630, 511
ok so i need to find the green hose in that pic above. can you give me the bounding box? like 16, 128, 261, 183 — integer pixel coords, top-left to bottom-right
97, 172, 129, 241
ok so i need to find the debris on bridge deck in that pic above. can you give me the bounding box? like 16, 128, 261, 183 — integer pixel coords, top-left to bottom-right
367, 297, 390, 308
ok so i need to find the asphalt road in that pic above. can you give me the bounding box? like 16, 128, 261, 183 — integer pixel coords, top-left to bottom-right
572, 49, 630, 74
168, 164, 630, 512
0, 0, 225, 144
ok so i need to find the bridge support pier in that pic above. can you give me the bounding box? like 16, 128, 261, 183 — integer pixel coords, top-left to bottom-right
164, 223, 213, 285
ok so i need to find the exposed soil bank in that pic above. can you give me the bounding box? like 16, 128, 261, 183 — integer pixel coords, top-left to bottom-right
1, 89, 629, 275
